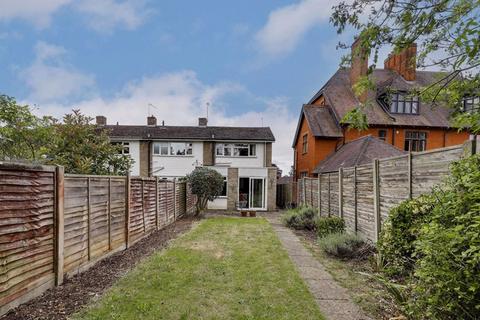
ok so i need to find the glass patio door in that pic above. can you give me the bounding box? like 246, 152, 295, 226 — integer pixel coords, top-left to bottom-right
249, 178, 265, 209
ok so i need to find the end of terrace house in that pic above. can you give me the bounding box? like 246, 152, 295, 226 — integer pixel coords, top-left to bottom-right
96, 115, 277, 212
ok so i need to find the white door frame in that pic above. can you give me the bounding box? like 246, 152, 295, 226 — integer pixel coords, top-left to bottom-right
238, 176, 266, 210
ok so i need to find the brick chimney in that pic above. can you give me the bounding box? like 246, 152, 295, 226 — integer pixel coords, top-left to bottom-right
147, 115, 157, 126
198, 117, 208, 127
350, 36, 369, 102
384, 43, 417, 81
96, 115, 106, 126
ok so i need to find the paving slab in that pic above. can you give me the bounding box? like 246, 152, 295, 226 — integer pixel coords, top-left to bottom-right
265, 213, 372, 320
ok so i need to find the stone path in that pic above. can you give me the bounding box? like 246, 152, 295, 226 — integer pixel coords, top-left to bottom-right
265, 213, 372, 320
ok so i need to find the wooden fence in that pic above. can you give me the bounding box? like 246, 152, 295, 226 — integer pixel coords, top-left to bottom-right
298, 141, 477, 242
0, 164, 194, 316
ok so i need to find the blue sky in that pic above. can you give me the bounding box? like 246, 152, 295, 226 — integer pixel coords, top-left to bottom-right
0, 0, 352, 172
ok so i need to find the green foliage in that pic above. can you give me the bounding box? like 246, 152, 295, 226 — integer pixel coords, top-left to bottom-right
186, 167, 224, 215
330, 0, 480, 132
316, 216, 345, 238
0, 95, 54, 161
0, 96, 133, 175
377, 194, 436, 278
281, 206, 317, 230
407, 155, 480, 319
340, 107, 369, 131
318, 232, 367, 259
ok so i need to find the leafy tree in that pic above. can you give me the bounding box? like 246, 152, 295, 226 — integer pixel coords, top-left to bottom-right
0, 95, 54, 161
330, 0, 480, 131
186, 167, 224, 216
45, 110, 133, 175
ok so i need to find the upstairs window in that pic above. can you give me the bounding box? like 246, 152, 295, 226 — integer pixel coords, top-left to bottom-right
404, 131, 426, 152
302, 134, 308, 154
216, 143, 256, 157
462, 96, 480, 113
112, 141, 130, 155
153, 142, 193, 156
389, 92, 419, 114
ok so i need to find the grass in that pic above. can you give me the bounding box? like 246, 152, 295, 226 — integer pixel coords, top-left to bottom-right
296, 231, 402, 320
75, 217, 325, 320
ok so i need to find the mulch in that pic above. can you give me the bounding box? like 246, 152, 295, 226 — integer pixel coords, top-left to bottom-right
1, 217, 197, 320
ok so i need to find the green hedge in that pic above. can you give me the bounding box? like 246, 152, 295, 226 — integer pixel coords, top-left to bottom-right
281, 206, 317, 230
316, 216, 345, 238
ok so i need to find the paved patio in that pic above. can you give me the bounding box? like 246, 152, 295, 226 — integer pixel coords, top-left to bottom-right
264, 213, 372, 320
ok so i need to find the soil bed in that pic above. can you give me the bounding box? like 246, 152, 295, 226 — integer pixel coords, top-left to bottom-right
1, 218, 196, 320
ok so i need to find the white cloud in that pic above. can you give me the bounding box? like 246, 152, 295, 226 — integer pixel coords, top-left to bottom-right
34, 71, 296, 173
0, 0, 149, 32
0, 0, 72, 28
20, 42, 95, 102
74, 0, 151, 33
255, 0, 339, 57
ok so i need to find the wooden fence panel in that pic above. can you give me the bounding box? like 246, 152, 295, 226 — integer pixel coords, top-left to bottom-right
329, 172, 339, 217
109, 178, 126, 250
89, 178, 110, 261
342, 168, 356, 232
411, 146, 463, 197
320, 175, 329, 215
128, 178, 144, 244
176, 182, 186, 217
355, 164, 375, 241
0, 164, 56, 315
186, 183, 197, 215
142, 179, 157, 234
378, 155, 410, 225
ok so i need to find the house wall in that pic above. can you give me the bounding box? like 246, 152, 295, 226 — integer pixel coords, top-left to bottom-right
208, 167, 228, 210
151, 141, 204, 178
110, 139, 141, 176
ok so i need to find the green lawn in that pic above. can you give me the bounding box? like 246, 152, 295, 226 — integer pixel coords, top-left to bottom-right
75, 217, 324, 320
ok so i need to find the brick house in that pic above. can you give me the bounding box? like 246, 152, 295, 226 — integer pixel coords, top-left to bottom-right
96, 116, 277, 211
292, 40, 471, 180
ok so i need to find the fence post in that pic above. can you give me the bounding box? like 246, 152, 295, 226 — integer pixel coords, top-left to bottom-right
54, 166, 64, 286
327, 173, 331, 217
86, 177, 92, 260
108, 177, 112, 251
173, 178, 177, 221
373, 159, 381, 242
155, 176, 159, 230
408, 152, 413, 199
317, 175, 321, 216
354, 166, 358, 234
125, 173, 131, 248
338, 168, 343, 218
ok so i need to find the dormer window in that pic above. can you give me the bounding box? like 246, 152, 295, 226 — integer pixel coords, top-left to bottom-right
389, 92, 419, 114
462, 96, 480, 113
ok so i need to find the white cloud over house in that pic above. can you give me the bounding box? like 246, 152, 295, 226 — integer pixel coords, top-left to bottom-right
0, 0, 150, 32
255, 0, 339, 57
29, 70, 296, 173
20, 41, 95, 102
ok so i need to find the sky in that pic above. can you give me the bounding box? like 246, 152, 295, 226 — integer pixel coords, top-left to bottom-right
0, 0, 358, 173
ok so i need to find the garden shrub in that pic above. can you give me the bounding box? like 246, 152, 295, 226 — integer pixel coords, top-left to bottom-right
318, 232, 372, 260
377, 194, 436, 278
281, 206, 317, 230
316, 216, 345, 238
406, 155, 480, 319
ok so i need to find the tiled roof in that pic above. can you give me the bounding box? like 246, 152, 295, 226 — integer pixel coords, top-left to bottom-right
310, 68, 454, 128
291, 104, 343, 147
313, 135, 406, 173
103, 125, 275, 142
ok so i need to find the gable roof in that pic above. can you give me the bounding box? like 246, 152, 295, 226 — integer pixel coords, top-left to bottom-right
313, 135, 406, 173
291, 104, 343, 147
310, 68, 453, 128
103, 125, 275, 142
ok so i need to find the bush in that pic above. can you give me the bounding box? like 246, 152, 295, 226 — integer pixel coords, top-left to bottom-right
318, 232, 372, 260
407, 155, 480, 319
186, 167, 224, 215
282, 206, 317, 230
377, 194, 436, 278
316, 216, 345, 238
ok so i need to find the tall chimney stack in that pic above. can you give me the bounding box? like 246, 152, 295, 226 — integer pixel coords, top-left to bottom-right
350, 36, 369, 102
147, 115, 157, 126
198, 117, 208, 127
96, 115, 106, 126
384, 43, 417, 81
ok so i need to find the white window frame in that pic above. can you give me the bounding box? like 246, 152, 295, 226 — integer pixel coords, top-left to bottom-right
215, 143, 257, 158
112, 141, 130, 155
152, 142, 193, 156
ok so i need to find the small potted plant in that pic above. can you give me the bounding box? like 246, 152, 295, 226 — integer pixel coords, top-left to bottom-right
241, 211, 248, 217
249, 211, 256, 217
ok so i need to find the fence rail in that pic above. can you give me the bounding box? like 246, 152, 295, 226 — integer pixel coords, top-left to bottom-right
298, 141, 477, 242
0, 166, 194, 316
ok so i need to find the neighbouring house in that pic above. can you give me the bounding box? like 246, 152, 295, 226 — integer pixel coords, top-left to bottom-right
313, 135, 406, 174
96, 115, 277, 211
292, 39, 472, 180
